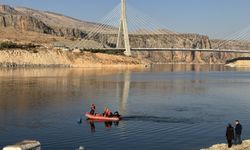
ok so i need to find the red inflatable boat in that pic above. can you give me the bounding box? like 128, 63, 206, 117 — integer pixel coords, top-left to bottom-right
85, 112, 121, 121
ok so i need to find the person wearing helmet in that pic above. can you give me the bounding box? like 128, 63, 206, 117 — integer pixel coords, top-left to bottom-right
103, 107, 112, 117
90, 104, 96, 115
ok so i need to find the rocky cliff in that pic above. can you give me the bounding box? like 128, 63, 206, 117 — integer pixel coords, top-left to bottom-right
0, 5, 108, 38
130, 34, 213, 63
0, 5, 54, 33
0, 15, 54, 33
101, 33, 227, 63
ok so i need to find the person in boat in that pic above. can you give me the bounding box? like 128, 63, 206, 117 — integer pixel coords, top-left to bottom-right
112, 111, 120, 117
103, 107, 120, 118
90, 104, 96, 115
103, 107, 112, 117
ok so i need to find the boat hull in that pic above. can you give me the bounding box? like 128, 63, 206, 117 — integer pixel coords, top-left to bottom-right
85, 113, 121, 121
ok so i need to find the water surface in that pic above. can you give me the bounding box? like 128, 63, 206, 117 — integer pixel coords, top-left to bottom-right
0, 64, 250, 150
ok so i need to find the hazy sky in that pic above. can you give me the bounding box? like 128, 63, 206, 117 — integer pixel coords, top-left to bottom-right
1, 0, 250, 39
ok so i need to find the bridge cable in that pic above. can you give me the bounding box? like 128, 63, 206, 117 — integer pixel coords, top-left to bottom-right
70, 3, 121, 49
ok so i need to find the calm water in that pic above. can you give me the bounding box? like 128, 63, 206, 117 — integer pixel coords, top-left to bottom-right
1, 65, 250, 150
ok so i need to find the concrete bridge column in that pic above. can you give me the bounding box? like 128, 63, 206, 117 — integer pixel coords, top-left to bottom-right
171, 51, 174, 62
116, 0, 131, 56
191, 51, 195, 61
209, 53, 213, 64
194, 51, 202, 62
219, 52, 224, 60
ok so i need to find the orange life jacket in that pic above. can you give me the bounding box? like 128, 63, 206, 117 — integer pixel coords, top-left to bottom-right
104, 108, 111, 116
107, 110, 111, 116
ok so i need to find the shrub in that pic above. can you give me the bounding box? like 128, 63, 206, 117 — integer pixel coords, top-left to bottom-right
0, 41, 38, 50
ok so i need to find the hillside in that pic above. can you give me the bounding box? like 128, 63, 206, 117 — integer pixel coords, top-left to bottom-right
0, 4, 249, 66
0, 4, 115, 38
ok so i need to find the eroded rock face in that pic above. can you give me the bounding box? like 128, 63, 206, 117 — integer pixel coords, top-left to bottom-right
0, 5, 19, 15
0, 5, 88, 38
0, 5, 54, 33
103, 34, 229, 63
0, 15, 54, 33
53, 27, 87, 38
129, 34, 212, 63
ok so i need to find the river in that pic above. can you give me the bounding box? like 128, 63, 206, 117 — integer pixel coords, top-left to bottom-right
0, 64, 250, 150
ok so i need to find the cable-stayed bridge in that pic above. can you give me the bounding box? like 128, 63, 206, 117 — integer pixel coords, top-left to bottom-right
68, 0, 250, 57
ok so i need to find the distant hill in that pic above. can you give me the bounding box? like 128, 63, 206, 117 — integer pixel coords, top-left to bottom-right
15, 7, 102, 31
0, 4, 115, 38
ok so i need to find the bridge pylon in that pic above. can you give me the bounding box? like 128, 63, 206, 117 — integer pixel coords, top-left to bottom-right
116, 0, 131, 56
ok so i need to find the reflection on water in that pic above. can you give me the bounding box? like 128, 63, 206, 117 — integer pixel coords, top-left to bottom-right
1, 64, 250, 150
84, 120, 120, 133
151, 64, 238, 72
119, 71, 131, 114
0, 68, 134, 113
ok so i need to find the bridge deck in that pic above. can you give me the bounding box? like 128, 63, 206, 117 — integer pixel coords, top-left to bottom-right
81, 48, 250, 53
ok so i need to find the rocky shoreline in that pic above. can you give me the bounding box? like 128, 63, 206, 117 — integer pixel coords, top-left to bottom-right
0, 49, 147, 68
1, 48, 250, 69
201, 140, 250, 150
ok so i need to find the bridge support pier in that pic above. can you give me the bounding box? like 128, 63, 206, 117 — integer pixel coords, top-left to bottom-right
209, 53, 213, 64
119, 71, 130, 114
219, 52, 224, 60
116, 0, 131, 56
171, 51, 174, 62
191, 51, 195, 61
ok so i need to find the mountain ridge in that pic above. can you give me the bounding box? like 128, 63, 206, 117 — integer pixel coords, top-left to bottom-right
0, 4, 115, 38
0, 4, 175, 38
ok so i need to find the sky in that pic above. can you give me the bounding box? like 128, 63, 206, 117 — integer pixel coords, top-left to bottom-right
1, 0, 250, 39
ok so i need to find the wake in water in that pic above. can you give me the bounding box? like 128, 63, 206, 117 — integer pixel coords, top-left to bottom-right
122, 115, 197, 124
